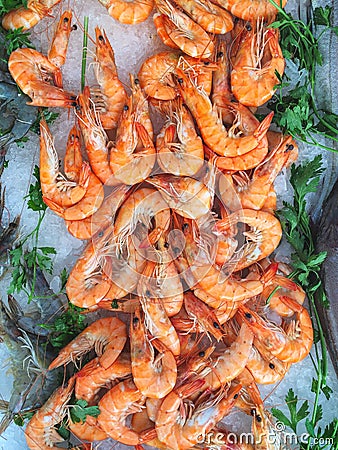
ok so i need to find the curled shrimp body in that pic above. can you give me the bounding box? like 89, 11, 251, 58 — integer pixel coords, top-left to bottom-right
8, 48, 76, 107
153, 12, 179, 49
2, 0, 62, 30
218, 135, 297, 210
204, 323, 254, 389
148, 174, 212, 219
238, 297, 313, 364
25, 377, 75, 450
68, 418, 108, 442
97, 379, 154, 445
157, 101, 204, 177
174, 0, 234, 35
155, 0, 214, 59
39, 119, 90, 208
156, 382, 242, 450
212, 0, 287, 22
175, 68, 273, 157
48, 317, 127, 370
75, 353, 132, 404
66, 234, 112, 308
138, 51, 180, 101
66, 184, 130, 240
216, 209, 282, 271
98, 0, 154, 24
132, 410, 167, 449
130, 308, 177, 399
47, 10, 74, 68
231, 28, 285, 107
91, 27, 128, 130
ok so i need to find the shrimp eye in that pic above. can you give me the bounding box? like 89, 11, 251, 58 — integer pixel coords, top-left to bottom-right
234, 393, 239, 399
204, 61, 210, 66
286, 144, 294, 151
164, 242, 169, 249
123, 105, 129, 111
145, 289, 151, 297
217, 51, 224, 58
64, 17, 69, 23
98, 35, 104, 42
213, 322, 220, 329
72, 24, 77, 31
134, 78, 140, 84
256, 415, 262, 423
98, 231, 104, 237
245, 312, 252, 319
234, 17, 239, 23
75, 104, 81, 111
198, 351, 205, 357
173, 247, 181, 255
177, 78, 184, 84
133, 317, 139, 325
71, 95, 77, 101
246, 24, 252, 31
250, 409, 256, 416
182, 223, 189, 232
269, 362, 275, 369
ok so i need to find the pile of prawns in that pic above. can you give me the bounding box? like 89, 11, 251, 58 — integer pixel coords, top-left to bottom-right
4, 0, 314, 449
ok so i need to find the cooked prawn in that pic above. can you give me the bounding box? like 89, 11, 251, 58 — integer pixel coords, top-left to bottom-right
48, 317, 127, 370
25, 377, 75, 450
2, 0, 62, 30
63, 125, 83, 182
212, 0, 287, 22
91, 27, 128, 129
157, 100, 204, 176
68, 417, 108, 442
8, 47, 76, 107
155, 0, 214, 59
39, 119, 90, 208
130, 308, 177, 398
175, 68, 273, 156
75, 353, 132, 404
153, 12, 179, 49
97, 379, 155, 445
215, 209, 282, 271
174, 0, 234, 35
156, 381, 242, 450
238, 297, 313, 363
47, 10, 74, 68
98, 0, 154, 24
231, 27, 285, 107
147, 174, 212, 219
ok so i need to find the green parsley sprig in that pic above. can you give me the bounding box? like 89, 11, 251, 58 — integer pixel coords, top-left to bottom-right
268, 1, 338, 151
0, 0, 27, 16
7, 165, 56, 303
275, 156, 336, 449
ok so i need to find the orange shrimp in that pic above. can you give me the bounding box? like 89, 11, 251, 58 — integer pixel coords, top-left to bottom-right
39, 119, 90, 208
76, 86, 116, 185
216, 209, 282, 271
98, 0, 154, 24
238, 297, 313, 363
175, 68, 273, 157
174, 0, 234, 34
138, 261, 181, 356
157, 100, 204, 176
131, 410, 167, 449
138, 51, 180, 101
48, 317, 127, 370
2, 0, 62, 30
25, 377, 75, 450
47, 10, 74, 68
218, 135, 297, 210
65, 184, 130, 240
147, 174, 212, 219
156, 381, 242, 450
153, 12, 179, 49
97, 379, 155, 445
211, 40, 233, 124
68, 418, 108, 442
155, 0, 214, 59
204, 323, 254, 389
130, 308, 177, 398
212, 0, 287, 22
65, 237, 112, 308
63, 125, 83, 182
91, 27, 128, 129
8, 48, 76, 107
231, 27, 285, 107
75, 353, 132, 404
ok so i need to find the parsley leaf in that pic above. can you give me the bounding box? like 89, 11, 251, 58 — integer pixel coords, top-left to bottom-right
70, 399, 100, 424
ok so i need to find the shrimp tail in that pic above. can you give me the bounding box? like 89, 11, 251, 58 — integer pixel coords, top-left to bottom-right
253, 111, 274, 141
27, 81, 77, 107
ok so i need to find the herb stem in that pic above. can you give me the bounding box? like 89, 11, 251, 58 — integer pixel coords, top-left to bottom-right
81, 17, 89, 92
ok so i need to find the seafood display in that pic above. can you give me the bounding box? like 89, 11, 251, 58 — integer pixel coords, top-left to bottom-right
0, 0, 337, 449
